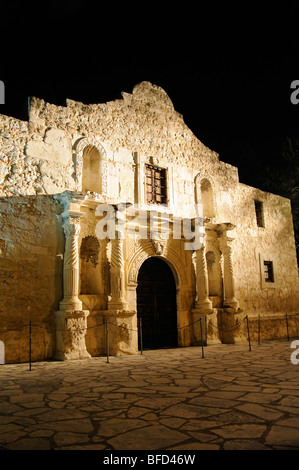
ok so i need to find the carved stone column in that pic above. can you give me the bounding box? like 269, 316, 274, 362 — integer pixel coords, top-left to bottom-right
192, 235, 213, 345
195, 238, 213, 312
220, 236, 239, 310
108, 232, 128, 310
59, 216, 82, 311
55, 210, 90, 360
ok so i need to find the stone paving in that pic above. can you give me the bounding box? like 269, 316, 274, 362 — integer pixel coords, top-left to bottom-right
0, 340, 299, 450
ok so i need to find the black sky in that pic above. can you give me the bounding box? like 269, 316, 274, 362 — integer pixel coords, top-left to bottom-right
1, 1, 299, 192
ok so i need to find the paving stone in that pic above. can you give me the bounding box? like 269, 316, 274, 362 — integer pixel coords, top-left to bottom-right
0, 341, 299, 450
204, 390, 246, 399
134, 397, 184, 411
168, 442, 221, 450
96, 418, 146, 437
10, 393, 45, 403
0, 431, 27, 444
36, 418, 94, 433
59, 443, 107, 450
36, 409, 88, 422
189, 396, 240, 408
107, 424, 188, 450
277, 417, 299, 428
223, 439, 272, 450
14, 408, 48, 417
30, 430, 54, 437
6, 437, 51, 450
53, 432, 92, 447
47, 401, 66, 409
126, 406, 151, 418
278, 396, 299, 407
187, 430, 221, 442
47, 393, 70, 401
159, 417, 186, 428
238, 392, 282, 405
212, 424, 267, 439
0, 423, 25, 434
280, 389, 299, 396
142, 412, 159, 421
276, 405, 299, 415
236, 403, 284, 421
265, 425, 299, 447
161, 403, 229, 419
0, 402, 23, 414
183, 419, 227, 431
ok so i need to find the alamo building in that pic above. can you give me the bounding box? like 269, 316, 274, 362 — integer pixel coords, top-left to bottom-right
0, 81, 298, 363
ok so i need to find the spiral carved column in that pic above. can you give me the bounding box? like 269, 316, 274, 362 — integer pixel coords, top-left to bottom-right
195, 240, 213, 312
192, 237, 213, 346
59, 218, 82, 310
220, 236, 239, 310
108, 233, 128, 310
55, 213, 90, 360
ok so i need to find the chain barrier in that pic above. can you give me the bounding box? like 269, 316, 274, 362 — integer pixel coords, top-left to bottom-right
207, 315, 248, 332
0, 313, 299, 369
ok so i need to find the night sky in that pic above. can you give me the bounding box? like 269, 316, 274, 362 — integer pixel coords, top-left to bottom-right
1, 1, 299, 193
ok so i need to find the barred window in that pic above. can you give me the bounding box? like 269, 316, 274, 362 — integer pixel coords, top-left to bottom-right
264, 260, 274, 283
255, 200, 264, 227
145, 164, 167, 204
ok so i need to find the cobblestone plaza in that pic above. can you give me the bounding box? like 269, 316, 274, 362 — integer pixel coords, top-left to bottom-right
0, 339, 299, 451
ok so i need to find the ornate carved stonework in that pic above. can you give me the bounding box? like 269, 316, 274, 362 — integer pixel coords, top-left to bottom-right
151, 239, 165, 255
150, 232, 168, 256
128, 249, 149, 284
80, 235, 100, 266
219, 236, 239, 310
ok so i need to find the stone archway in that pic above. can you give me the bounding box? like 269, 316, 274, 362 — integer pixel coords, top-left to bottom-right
137, 257, 178, 350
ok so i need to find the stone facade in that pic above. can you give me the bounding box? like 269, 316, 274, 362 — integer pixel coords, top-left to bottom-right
0, 81, 298, 363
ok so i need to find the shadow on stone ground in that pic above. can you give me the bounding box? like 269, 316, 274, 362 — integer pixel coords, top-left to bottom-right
0, 340, 299, 450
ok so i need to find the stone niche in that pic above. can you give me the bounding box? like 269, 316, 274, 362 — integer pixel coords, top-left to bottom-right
80, 235, 101, 294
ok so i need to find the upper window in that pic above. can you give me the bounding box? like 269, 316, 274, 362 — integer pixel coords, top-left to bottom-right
254, 200, 264, 227
145, 164, 167, 205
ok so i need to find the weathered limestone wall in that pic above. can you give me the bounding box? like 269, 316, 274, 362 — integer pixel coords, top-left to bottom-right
28, 82, 219, 166
0, 81, 239, 210
0, 195, 64, 362
231, 184, 299, 315
0, 81, 298, 362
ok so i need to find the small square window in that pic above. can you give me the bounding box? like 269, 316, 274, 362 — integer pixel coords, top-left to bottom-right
145, 164, 167, 205
264, 261, 274, 283
255, 200, 264, 227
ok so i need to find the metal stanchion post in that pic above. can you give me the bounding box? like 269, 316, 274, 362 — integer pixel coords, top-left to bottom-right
29, 321, 32, 371
246, 315, 251, 351
200, 317, 205, 358
286, 313, 290, 341
258, 314, 261, 345
139, 317, 143, 355
106, 318, 109, 363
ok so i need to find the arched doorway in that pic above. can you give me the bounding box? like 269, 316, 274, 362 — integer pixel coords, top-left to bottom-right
137, 257, 178, 349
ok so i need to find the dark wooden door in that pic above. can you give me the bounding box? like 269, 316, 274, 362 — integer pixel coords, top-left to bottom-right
137, 258, 177, 349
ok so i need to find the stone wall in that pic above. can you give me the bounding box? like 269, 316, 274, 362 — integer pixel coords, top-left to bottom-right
0, 195, 64, 362
232, 184, 299, 315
